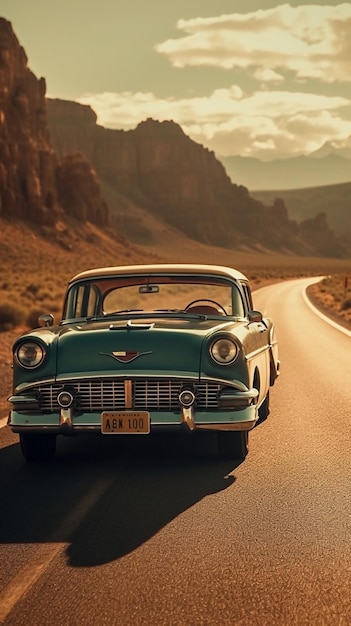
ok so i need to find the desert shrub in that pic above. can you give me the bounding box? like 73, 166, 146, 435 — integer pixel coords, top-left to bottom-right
341, 298, 351, 311
37, 290, 54, 301
27, 283, 40, 296
0, 301, 25, 331
320, 274, 350, 302
85, 232, 98, 244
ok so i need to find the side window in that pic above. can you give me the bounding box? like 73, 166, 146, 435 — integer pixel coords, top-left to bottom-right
241, 283, 253, 311
86, 286, 100, 317
74, 286, 86, 318
64, 285, 84, 319
65, 284, 100, 319
232, 285, 246, 317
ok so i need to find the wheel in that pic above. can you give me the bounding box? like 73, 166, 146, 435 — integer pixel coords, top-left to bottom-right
19, 433, 56, 463
257, 390, 270, 424
217, 431, 248, 461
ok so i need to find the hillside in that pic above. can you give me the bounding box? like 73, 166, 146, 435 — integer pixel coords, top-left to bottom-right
46, 98, 351, 258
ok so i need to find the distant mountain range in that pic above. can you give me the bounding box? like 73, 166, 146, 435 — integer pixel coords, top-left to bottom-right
312, 136, 351, 159
220, 142, 351, 191
252, 182, 351, 237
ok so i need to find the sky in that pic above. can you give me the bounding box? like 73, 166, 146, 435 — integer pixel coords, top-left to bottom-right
2, 1, 351, 161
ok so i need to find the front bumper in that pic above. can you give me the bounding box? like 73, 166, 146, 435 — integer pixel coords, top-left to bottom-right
8, 375, 259, 434
8, 406, 257, 434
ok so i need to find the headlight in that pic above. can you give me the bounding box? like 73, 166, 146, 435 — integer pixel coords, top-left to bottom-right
210, 338, 238, 365
15, 342, 46, 368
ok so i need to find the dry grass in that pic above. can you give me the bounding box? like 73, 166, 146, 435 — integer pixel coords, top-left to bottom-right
0, 218, 160, 328
307, 275, 351, 328
2, 216, 349, 328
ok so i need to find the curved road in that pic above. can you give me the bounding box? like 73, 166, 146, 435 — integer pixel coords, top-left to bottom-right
0, 277, 350, 626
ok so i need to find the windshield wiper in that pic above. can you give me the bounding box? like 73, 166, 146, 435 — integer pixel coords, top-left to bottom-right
86, 310, 143, 321
106, 309, 144, 315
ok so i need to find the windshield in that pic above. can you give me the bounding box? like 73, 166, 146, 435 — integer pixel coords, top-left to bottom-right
63, 274, 246, 321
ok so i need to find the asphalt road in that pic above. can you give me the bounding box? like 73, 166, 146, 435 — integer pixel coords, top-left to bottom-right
1, 277, 350, 626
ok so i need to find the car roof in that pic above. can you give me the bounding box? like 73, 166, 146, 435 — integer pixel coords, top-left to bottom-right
69, 264, 249, 284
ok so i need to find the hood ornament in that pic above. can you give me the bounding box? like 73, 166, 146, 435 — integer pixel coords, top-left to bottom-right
100, 350, 152, 363
109, 320, 155, 330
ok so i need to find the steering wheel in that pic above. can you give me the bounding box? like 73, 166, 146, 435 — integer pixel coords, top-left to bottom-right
184, 299, 227, 315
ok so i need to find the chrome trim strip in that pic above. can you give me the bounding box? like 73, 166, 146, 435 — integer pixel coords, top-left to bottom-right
11, 421, 256, 434
54, 373, 249, 391
124, 380, 133, 409
196, 421, 256, 431
245, 345, 269, 360
15, 374, 249, 395
15, 377, 57, 394
219, 389, 258, 400
8, 394, 39, 407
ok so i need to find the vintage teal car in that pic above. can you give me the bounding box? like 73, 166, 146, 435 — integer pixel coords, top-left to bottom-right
8, 264, 279, 462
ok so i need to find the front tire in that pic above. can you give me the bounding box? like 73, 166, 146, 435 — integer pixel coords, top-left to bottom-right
217, 431, 248, 461
20, 433, 56, 463
257, 390, 270, 424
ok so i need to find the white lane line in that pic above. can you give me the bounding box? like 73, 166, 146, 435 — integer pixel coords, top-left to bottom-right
0, 476, 115, 623
255, 276, 351, 338
303, 284, 351, 338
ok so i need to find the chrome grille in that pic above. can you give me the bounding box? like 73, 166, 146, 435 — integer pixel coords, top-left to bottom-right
35, 379, 222, 412
133, 380, 181, 409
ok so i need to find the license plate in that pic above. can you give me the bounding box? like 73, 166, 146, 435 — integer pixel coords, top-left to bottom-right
101, 411, 150, 434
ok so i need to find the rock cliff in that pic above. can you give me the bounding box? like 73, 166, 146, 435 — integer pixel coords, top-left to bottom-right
47, 98, 348, 257
0, 18, 108, 227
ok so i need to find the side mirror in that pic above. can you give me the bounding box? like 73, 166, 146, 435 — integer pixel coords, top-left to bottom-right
248, 310, 263, 323
38, 313, 54, 327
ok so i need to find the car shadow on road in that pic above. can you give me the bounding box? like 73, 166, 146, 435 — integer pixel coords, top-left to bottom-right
0, 432, 240, 567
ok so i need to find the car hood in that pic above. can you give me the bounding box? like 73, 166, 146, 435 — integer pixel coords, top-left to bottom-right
54, 317, 241, 379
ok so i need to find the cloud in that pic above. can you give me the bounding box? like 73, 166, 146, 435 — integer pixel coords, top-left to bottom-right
78, 87, 351, 159
77, 4, 351, 160
253, 68, 285, 84
155, 4, 351, 83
